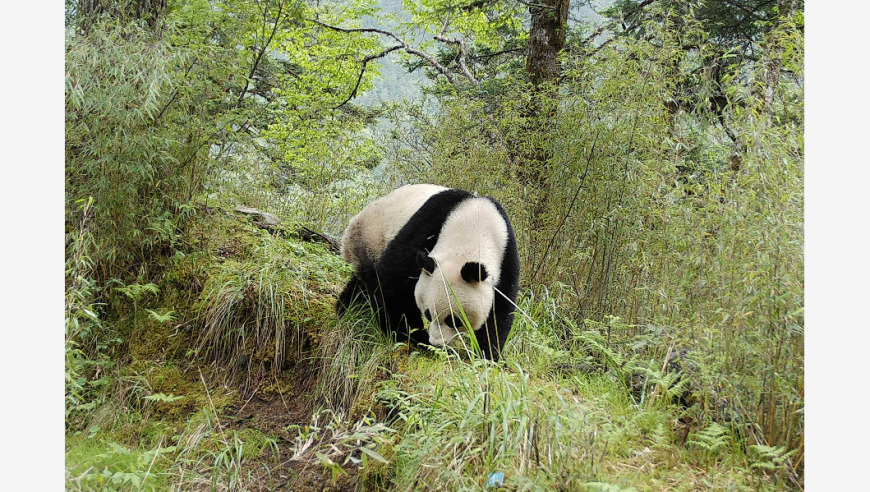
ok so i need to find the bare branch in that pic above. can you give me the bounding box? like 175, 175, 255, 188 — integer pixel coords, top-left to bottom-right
334, 45, 404, 109
238, 0, 288, 106
434, 35, 479, 84
470, 48, 524, 61
514, 0, 561, 10
154, 56, 198, 124
310, 18, 476, 85
570, 0, 658, 59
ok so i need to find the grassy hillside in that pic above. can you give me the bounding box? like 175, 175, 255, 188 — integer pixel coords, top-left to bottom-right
65, 200, 795, 491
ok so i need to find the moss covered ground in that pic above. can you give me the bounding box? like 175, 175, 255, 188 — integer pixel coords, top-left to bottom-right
61, 202, 798, 491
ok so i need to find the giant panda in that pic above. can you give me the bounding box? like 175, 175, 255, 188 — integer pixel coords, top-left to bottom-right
337, 184, 520, 361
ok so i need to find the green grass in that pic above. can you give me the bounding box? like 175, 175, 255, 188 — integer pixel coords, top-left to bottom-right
65, 200, 798, 491
65, 433, 177, 492
364, 329, 774, 491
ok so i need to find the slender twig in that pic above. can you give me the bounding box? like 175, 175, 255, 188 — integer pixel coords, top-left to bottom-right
310, 18, 464, 85
153, 57, 199, 125
434, 35, 479, 84
238, 0, 287, 106
471, 48, 524, 61
432, 0, 479, 84
569, 0, 658, 59
530, 130, 599, 282
176, 118, 250, 175
333, 45, 404, 109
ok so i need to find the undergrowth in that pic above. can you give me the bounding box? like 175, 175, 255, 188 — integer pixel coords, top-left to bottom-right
65, 205, 797, 490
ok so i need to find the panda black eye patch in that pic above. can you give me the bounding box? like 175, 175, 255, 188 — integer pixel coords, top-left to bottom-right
444, 315, 461, 329
461, 262, 489, 283
416, 249, 436, 274
424, 309, 432, 322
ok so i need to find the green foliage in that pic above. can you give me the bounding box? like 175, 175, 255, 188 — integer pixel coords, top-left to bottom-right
145, 309, 177, 324
208, 430, 246, 490
393, 0, 527, 85
363, 318, 762, 490
688, 422, 730, 460
65, 436, 177, 491
65, 0, 391, 292
749, 444, 796, 472
66, 197, 117, 426
313, 308, 397, 414
66, 402, 279, 491
64, 0, 394, 431
66, 22, 198, 284
65, 0, 804, 489
116, 283, 160, 306
398, 1, 803, 482
262, 0, 384, 182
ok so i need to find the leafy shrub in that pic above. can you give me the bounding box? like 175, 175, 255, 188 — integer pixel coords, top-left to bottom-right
400, 3, 804, 472
66, 23, 202, 285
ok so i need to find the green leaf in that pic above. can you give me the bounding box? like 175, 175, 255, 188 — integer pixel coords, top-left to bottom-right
359, 445, 389, 464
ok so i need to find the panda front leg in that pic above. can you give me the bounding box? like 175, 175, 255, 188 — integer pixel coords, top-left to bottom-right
405, 317, 431, 347
383, 305, 430, 347
337, 275, 367, 316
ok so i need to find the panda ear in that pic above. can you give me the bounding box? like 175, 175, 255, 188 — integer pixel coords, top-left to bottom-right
417, 249, 436, 275
461, 262, 489, 283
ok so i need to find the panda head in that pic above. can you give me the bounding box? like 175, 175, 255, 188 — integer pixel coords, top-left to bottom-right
414, 249, 495, 348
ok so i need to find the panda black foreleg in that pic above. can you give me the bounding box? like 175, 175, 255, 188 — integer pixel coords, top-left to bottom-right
401, 316, 432, 347
379, 298, 431, 348
337, 275, 369, 316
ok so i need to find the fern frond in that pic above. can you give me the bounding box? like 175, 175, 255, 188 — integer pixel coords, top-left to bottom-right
688, 422, 729, 453
145, 309, 176, 323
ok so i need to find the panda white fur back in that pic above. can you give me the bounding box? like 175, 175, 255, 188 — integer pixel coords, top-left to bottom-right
341, 184, 447, 269
337, 184, 520, 361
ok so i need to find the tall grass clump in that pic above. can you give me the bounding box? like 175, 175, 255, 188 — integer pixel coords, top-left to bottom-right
313, 308, 398, 415
378, 360, 601, 490
195, 234, 343, 384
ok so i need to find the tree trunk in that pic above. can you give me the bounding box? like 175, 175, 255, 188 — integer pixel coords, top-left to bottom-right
520, 0, 570, 178
517, 0, 569, 283
526, 0, 570, 88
